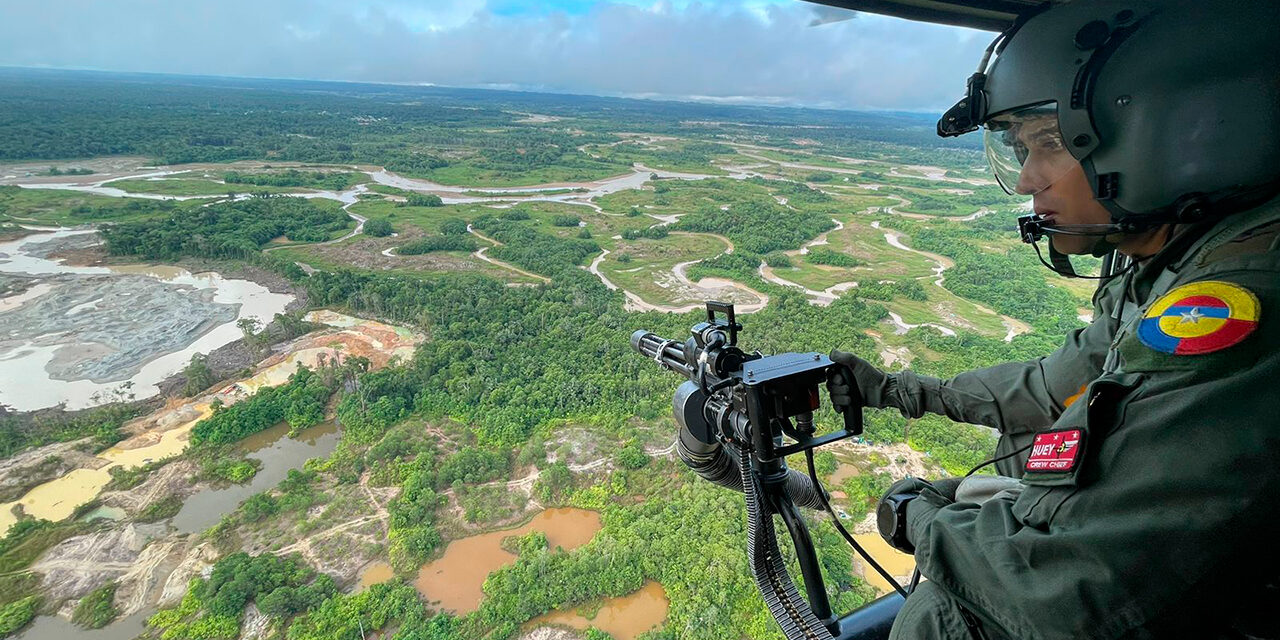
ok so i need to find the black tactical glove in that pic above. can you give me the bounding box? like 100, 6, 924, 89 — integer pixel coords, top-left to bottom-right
828, 350, 895, 411
876, 477, 954, 554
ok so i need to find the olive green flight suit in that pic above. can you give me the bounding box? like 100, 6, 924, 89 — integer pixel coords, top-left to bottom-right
886, 197, 1280, 640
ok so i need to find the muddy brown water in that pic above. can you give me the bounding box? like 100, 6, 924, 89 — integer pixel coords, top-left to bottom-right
170, 421, 340, 533
830, 463, 862, 484
853, 532, 915, 594
356, 561, 395, 592
527, 581, 669, 640
13, 610, 149, 640
414, 508, 603, 614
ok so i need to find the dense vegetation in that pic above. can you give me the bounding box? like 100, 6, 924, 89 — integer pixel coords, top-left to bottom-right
396, 235, 478, 254
884, 215, 1082, 333
0, 595, 39, 636
363, 218, 394, 237
806, 248, 864, 268
101, 196, 351, 260
190, 367, 337, 446
0, 69, 978, 172
0, 400, 142, 459
223, 170, 361, 191
470, 216, 600, 276
147, 553, 337, 639
72, 582, 118, 629
675, 200, 834, 254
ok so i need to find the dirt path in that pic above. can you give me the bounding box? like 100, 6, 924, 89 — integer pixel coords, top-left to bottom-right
274, 514, 384, 559
587, 230, 768, 314
870, 220, 1029, 341
644, 232, 769, 314
734, 149, 866, 177
879, 193, 993, 223
466, 226, 552, 284
756, 217, 863, 305
360, 473, 391, 524
326, 209, 367, 244
757, 261, 856, 305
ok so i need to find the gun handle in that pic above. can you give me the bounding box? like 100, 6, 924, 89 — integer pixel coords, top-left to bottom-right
834, 367, 864, 436
841, 403, 863, 436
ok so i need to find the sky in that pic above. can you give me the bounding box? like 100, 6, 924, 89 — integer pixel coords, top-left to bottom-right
0, 0, 993, 111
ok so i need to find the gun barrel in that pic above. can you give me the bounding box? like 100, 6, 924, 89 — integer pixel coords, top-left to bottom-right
631, 330, 696, 378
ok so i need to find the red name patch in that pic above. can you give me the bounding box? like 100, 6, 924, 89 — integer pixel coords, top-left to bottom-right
1025, 429, 1083, 472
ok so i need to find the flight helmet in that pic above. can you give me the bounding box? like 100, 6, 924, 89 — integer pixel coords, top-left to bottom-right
939, 0, 1280, 241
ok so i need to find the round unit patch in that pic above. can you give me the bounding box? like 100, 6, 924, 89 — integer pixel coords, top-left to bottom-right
1137, 281, 1260, 355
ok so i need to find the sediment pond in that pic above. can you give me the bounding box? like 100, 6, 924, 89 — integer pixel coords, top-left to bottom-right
527, 581, 670, 640
853, 532, 915, 594
13, 610, 149, 640
414, 508, 603, 614
171, 421, 340, 533
0, 229, 294, 411
356, 561, 395, 592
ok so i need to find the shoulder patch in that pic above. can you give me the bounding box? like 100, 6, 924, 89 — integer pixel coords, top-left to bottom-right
1137, 281, 1260, 355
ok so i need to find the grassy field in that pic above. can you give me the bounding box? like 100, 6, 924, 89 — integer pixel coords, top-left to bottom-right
880, 285, 1011, 337
581, 138, 744, 175
824, 190, 902, 213
273, 233, 543, 284
349, 201, 487, 235
594, 177, 774, 217
493, 200, 655, 243
420, 159, 629, 188
0, 186, 207, 225
107, 178, 301, 197
600, 232, 734, 306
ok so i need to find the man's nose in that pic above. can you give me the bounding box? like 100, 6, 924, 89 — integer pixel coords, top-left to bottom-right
1015, 156, 1048, 195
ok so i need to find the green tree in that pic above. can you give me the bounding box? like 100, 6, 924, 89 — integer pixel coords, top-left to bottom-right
403, 193, 443, 207
363, 218, 394, 237
72, 582, 118, 629
183, 353, 216, 397
0, 596, 39, 636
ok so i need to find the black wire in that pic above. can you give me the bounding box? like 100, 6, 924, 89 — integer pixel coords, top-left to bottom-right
908, 568, 922, 594
804, 449, 910, 599
1031, 240, 1136, 281
964, 442, 1034, 478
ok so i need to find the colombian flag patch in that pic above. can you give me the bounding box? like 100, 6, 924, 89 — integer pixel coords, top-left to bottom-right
1137, 281, 1260, 355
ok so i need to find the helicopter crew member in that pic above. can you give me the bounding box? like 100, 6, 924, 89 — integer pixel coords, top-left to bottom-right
827, 1, 1280, 637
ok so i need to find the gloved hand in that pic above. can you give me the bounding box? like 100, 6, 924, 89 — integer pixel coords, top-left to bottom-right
828, 350, 896, 411
876, 477, 952, 554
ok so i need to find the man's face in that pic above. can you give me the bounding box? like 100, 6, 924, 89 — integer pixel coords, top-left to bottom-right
1031, 162, 1113, 255
988, 113, 1112, 255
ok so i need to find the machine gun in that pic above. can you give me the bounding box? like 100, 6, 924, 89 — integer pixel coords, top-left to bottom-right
632, 301, 906, 640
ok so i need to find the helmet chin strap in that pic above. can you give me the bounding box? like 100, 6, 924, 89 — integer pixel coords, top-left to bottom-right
1032, 237, 1131, 280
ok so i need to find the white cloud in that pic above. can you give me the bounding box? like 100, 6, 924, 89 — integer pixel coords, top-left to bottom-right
0, 0, 992, 110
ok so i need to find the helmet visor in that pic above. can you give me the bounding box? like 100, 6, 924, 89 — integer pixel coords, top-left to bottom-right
983, 103, 1078, 196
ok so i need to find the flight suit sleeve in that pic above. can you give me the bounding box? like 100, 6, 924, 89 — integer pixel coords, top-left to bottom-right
902, 269, 1280, 640
891, 276, 1122, 435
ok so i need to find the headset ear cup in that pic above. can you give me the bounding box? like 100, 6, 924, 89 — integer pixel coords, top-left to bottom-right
1174, 195, 1212, 223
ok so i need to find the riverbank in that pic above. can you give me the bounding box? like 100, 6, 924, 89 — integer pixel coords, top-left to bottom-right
0, 230, 300, 412
0, 310, 423, 632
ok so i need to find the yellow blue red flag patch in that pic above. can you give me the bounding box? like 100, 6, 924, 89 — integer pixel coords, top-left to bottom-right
1138, 281, 1260, 355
